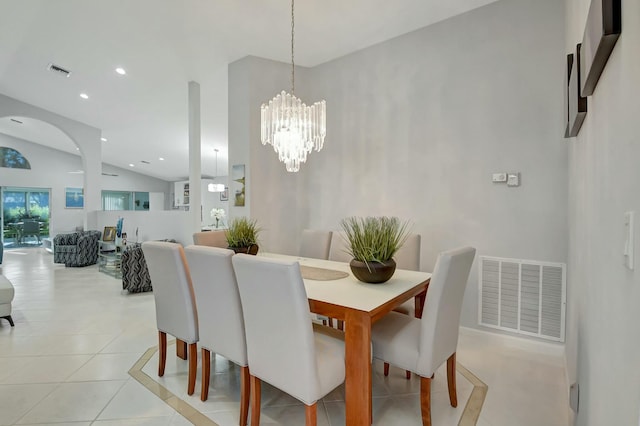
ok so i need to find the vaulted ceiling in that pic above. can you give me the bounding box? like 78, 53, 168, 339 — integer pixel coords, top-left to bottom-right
0, 0, 498, 181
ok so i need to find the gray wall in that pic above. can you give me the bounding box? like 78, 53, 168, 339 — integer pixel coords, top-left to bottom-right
229, 0, 567, 329
565, 0, 640, 425
0, 132, 171, 235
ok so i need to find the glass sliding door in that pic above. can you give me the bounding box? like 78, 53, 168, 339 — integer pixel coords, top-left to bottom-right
1, 187, 51, 247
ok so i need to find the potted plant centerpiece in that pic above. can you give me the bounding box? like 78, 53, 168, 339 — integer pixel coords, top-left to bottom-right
341, 216, 410, 284
225, 217, 260, 255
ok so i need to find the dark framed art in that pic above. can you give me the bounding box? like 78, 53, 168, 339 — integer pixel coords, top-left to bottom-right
567, 44, 588, 138
102, 226, 116, 242
564, 53, 573, 138
220, 186, 229, 201
580, 0, 621, 96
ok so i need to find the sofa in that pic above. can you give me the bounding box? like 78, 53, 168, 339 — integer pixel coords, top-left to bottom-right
121, 244, 152, 293
0, 275, 14, 326
53, 230, 102, 267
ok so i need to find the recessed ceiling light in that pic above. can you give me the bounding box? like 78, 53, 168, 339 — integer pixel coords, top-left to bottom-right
129, 163, 135, 167
100, 137, 107, 142
159, 157, 165, 161
80, 93, 89, 99
115, 67, 126, 75
76, 147, 80, 151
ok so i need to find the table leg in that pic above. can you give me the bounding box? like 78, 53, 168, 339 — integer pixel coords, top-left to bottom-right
414, 289, 427, 319
344, 310, 372, 426
176, 339, 187, 360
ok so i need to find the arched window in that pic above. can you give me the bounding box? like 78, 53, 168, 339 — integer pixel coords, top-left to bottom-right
0, 147, 31, 169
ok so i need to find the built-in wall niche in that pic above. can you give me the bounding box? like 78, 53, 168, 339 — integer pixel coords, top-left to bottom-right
102, 190, 150, 211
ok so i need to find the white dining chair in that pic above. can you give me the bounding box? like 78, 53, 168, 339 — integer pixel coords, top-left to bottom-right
184, 245, 250, 422
387, 233, 421, 379
299, 229, 333, 325
392, 233, 422, 318
193, 230, 228, 248
371, 246, 476, 426
299, 229, 332, 260
328, 231, 352, 263
142, 241, 199, 396
232, 255, 345, 426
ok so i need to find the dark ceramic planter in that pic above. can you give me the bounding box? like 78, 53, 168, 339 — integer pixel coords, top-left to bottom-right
349, 259, 396, 284
228, 244, 259, 255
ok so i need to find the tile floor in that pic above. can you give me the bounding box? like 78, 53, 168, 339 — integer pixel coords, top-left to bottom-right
0, 248, 570, 425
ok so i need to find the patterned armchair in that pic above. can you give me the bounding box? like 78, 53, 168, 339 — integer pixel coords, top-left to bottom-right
121, 244, 152, 293
53, 230, 102, 267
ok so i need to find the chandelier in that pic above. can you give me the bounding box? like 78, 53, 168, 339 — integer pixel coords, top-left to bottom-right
208, 149, 225, 192
260, 0, 326, 172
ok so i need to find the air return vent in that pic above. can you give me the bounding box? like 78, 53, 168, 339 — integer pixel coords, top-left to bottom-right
47, 63, 71, 77
478, 256, 566, 342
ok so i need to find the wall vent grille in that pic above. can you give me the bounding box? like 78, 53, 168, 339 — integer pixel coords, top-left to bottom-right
47, 63, 71, 77
478, 256, 566, 342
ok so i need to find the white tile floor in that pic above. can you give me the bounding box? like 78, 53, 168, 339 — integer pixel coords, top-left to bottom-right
0, 248, 570, 425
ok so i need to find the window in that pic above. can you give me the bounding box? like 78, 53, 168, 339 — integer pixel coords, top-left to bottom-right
0, 147, 31, 169
101, 191, 149, 211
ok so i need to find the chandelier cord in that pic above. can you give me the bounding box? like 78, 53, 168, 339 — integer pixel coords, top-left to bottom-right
291, 0, 295, 94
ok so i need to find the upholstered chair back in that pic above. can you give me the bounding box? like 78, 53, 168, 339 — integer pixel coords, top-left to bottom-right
328, 231, 352, 263
394, 233, 421, 271
417, 247, 475, 376
232, 255, 322, 405
299, 229, 332, 260
184, 245, 247, 366
142, 241, 198, 344
193, 230, 228, 248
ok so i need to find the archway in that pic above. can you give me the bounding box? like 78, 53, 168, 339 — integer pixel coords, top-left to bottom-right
0, 94, 102, 230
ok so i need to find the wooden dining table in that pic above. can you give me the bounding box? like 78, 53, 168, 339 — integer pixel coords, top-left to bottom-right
172, 252, 431, 423
262, 253, 431, 426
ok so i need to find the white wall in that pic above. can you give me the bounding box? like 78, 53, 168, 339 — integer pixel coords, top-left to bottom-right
200, 177, 229, 228
0, 132, 171, 234
229, 0, 567, 328
565, 0, 640, 425
93, 210, 192, 246
0, 94, 102, 215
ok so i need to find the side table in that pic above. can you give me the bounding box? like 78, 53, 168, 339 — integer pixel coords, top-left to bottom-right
98, 251, 122, 279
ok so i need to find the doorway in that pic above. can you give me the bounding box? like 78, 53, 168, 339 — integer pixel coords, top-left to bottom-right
1, 186, 51, 248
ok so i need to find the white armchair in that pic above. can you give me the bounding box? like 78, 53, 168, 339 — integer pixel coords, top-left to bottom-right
184, 245, 250, 424
371, 246, 476, 426
142, 241, 199, 396
232, 255, 345, 426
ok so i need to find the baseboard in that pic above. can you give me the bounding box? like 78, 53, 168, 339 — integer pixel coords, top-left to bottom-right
460, 326, 566, 358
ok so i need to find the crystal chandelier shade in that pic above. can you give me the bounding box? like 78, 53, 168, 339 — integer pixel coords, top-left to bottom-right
260, 0, 326, 173
261, 91, 326, 172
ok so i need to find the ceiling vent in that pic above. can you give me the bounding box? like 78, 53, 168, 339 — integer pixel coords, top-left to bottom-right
9, 118, 23, 124
47, 63, 71, 77
140, 160, 150, 164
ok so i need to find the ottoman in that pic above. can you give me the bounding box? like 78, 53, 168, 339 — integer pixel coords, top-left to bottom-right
0, 275, 15, 326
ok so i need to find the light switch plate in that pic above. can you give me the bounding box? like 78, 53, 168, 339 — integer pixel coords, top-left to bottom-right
492, 173, 507, 183
507, 173, 520, 187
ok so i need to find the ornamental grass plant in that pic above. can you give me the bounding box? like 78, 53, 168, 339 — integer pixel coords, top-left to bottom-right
225, 217, 260, 248
340, 216, 410, 267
